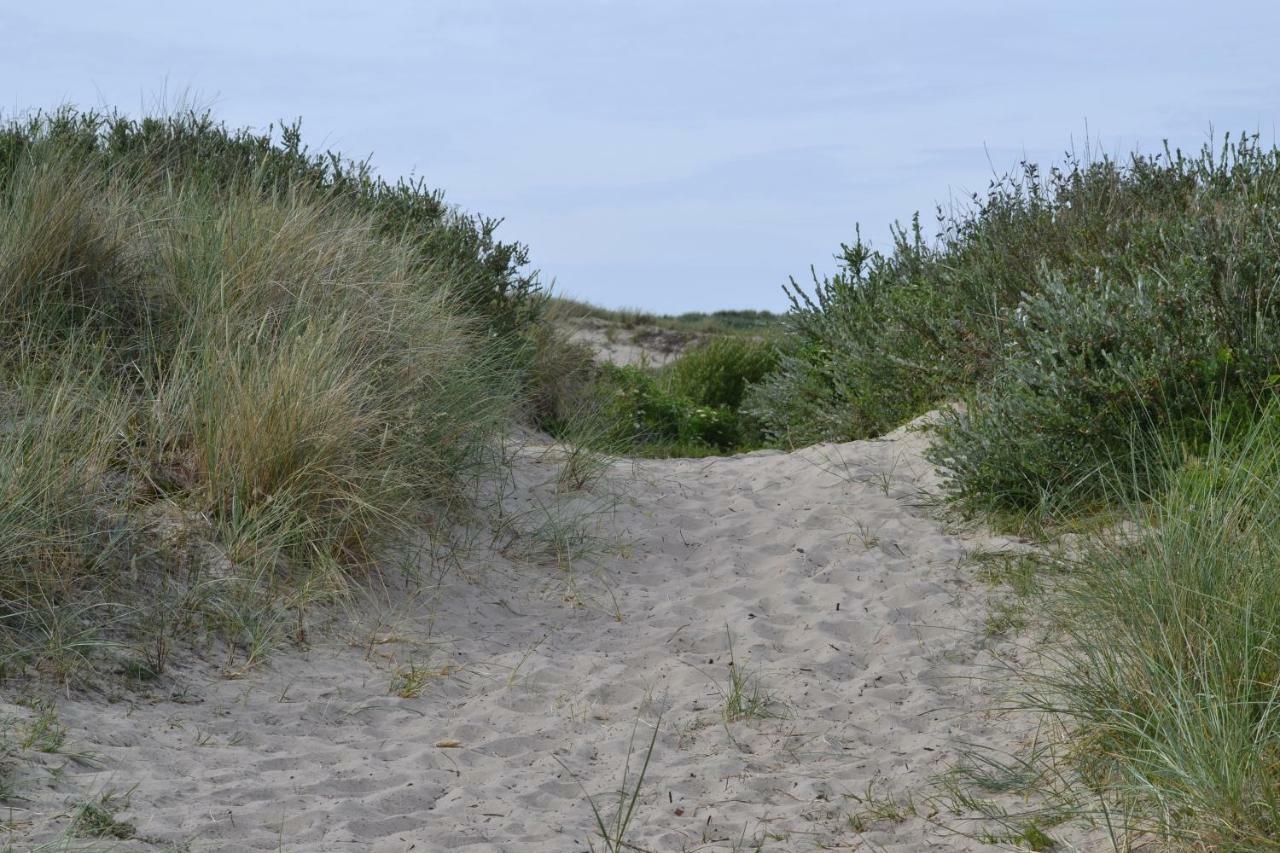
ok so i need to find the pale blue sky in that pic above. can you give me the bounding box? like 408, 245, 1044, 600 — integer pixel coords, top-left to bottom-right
6, 2, 1280, 312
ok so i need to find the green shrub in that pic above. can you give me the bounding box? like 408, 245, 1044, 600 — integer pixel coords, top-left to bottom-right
766, 135, 1280, 513
743, 333, 867, 448
929, 274, 1276, 514
664, 337, 778, 410
593, 363, 752, 455
672, 403, 741, 450
600, 365, 685, 445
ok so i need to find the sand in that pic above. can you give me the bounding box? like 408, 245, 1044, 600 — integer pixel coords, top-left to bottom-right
562, 318, 701, 367
1, 419, 1099, 851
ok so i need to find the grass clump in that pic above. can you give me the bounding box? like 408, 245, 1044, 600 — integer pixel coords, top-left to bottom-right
2, 107, 540, 337
0, 107, 540, 679
1025, 404, 1280, 848
720, 630, 778, 724
69, 790, 136, 840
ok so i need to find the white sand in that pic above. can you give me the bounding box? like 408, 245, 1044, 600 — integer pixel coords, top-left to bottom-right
2, 420, 1098, 851
563, 318, 700, 367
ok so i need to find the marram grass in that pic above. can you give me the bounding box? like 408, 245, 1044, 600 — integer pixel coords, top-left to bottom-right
1023, 404, 1280, 849
0, 109, 533, 678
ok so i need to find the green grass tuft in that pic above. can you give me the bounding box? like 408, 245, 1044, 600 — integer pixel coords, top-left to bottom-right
1020, 402, 1280, 847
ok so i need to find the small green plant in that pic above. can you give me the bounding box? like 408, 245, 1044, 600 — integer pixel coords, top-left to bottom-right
550, 404, 618, 494
966, 550, 1043, 597
983, 599, 1028, 637
17, 699, 65, 753
721, 629, 779, 724
559, 715, 661, 853
1006, 822, 1056, 851
845, 780, 917, 832
389, 660, 446, 699
69, 788, 136, 840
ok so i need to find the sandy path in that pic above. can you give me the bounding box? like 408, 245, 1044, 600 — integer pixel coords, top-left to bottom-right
3, 422, 1086, 851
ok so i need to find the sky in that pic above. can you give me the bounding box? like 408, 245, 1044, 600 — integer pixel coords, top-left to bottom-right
6, 1, 1280, 313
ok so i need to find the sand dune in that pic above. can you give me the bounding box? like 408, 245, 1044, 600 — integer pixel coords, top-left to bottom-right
562, 317, 701, 367
3, 419, 1097, 851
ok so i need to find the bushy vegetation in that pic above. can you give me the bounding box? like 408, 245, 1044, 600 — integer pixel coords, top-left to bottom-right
754, 136, 1280, 515
665, 336, 778, 411
568, 337, 777, 456
0, 108, 539, 336
540, 297, 781, 457
0, 108, 541, 678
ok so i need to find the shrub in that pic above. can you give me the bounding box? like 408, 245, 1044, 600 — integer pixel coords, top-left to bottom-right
599, 364, 685, 446
744, 333, 869, 449
593, 363, 750, 454
766, 135, 1280, 513
929, 274, 1276, 514
664, 337, 778, 410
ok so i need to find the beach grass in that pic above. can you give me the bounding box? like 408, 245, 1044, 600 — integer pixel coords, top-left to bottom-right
1016, 404, 1280, 848
0, 107, 540, 681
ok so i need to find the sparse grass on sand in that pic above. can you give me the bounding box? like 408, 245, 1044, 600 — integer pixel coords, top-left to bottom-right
547, 295, 781, 336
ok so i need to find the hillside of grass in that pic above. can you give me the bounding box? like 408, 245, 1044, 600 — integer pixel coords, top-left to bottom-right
0, 108, 547, 681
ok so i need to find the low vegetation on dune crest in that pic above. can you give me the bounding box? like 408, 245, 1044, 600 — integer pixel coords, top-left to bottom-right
0, 107, 542, 681
549, 296, 781, 335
